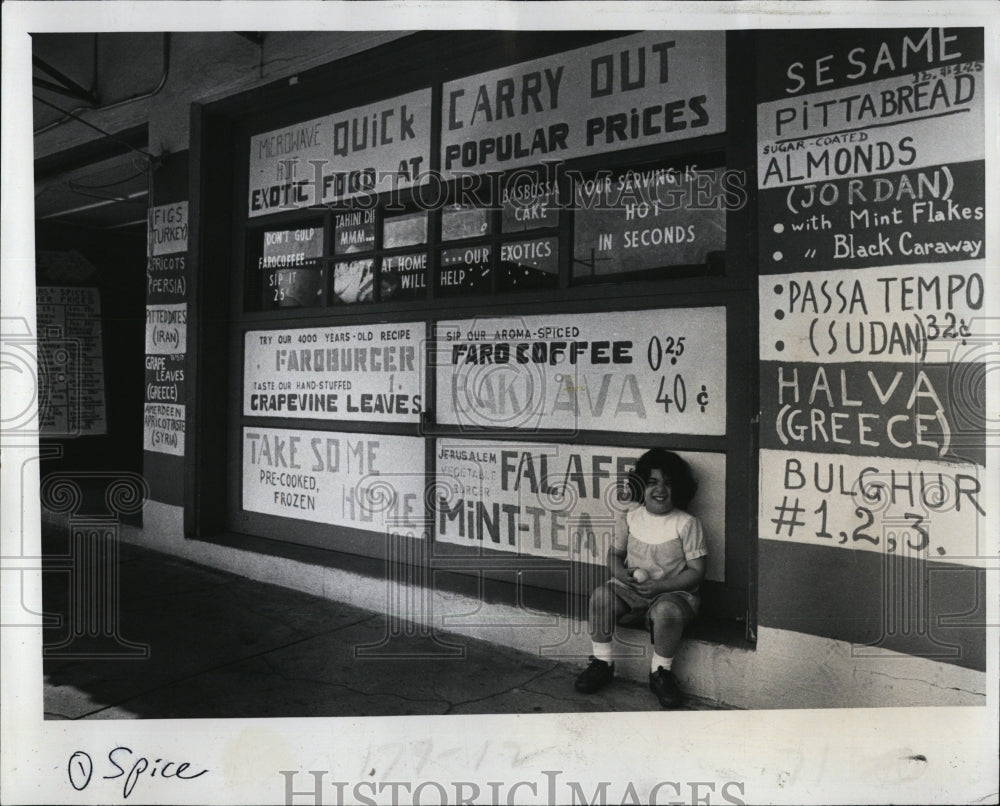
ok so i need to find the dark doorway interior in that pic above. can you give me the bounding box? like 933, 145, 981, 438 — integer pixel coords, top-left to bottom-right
35, 200, 148, 523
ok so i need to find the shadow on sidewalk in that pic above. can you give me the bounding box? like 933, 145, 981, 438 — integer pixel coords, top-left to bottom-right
41, 526, 725, 719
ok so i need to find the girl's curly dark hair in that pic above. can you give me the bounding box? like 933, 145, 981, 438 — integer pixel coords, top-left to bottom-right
627, 448, 698, 509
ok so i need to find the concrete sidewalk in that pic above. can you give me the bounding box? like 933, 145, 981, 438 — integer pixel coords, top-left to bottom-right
42, 538, 724, 719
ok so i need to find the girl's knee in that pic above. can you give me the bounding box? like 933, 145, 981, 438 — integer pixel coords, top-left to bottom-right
589, 585, 627, 623
588, 585, 609, 615
590, 584, 611, 602
648, 599, 686, 627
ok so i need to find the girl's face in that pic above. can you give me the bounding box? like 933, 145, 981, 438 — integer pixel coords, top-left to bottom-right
644, 468, 674, 515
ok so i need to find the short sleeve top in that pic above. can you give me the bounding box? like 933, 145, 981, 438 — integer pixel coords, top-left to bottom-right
613, 505, 707, 588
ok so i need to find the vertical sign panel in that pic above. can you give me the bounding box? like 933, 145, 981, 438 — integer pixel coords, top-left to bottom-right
144, 201, 188, 456
755, 28, 988, 667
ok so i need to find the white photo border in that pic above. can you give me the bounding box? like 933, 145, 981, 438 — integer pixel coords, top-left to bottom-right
2, 2, 998, 804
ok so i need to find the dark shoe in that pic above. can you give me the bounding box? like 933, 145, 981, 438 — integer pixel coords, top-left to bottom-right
649, 667, 681, 708
575, 656, 614, 693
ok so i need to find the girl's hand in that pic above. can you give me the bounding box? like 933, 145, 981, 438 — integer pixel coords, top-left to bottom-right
634, 578, 669, 597
620, 568, 646, 587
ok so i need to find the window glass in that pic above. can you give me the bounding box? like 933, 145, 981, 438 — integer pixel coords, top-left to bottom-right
261, 226, 324, 266
383, 209, 428, 249
333, 208, 376, 255
251, 224, 325, 310
265, 268, 326, 309
442, 203, 492, 241
380, 252, 428, 301
438, 244, 491, 296
498, 237, 558, 291
501, 178, 558, 232
572, 163, 727, 280
332, 258, 375, 304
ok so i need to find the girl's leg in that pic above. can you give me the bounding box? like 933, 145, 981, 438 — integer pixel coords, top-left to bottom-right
588, 584, 630, 643
647, 597, 687, 658
646, 596, 692, 707
576, 585, 630, 693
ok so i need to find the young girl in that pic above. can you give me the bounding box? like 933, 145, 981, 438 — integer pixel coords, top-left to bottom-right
574, 448, 706, 708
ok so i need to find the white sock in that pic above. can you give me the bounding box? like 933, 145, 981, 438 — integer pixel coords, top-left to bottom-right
651, 653, 673, 672
592, 642, 613, 664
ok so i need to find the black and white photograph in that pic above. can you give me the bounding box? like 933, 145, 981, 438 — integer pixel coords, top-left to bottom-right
1, 2, 997, 804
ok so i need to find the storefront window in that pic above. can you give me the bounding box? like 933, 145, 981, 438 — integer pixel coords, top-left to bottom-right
442, 202, 492, 241
250, 222, 326, 310
268, 267, 326, 308
333, 208, 376, 255
331, 257, 374, 304
497, 236, 558, 291
230, 30, 748, 628
501, 175, 558, 233
572, 161, 727, 281
437, 244, 491, 296
383, 208, 428, 249
380, 251, 428, 300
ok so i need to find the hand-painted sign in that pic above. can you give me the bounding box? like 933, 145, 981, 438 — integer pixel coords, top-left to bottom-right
759, 265, 986, 364
147, 253, 186, 305
145, 200, 188, 456
573, 164, 728, 278
759, 448, 986, 567
502, 178, 558, 232
142, 353, 186, 455
755, 29, 987, 585
147, 202, 188, 257
757, 67, 984, 189
498, 236, 558, 291
144, 352, 185, 407
381, 252, 427, 300
759, 162, 985, 272
440, 31, 725, 177
434, 307, 726, 435
243, 427, 426, 537
243, 323, 424, 422
756, 28, 985, 273
143, 402, 185, 455
760, 360, 986, 465
145, 303, 187, 354
757, 28, 984, 187
248, 89, 432, 217
261, 227, 324, 268
437, 245, 491, 296
36, 286, 107, 436
435, 439, 725, 580
334, 209, 375, 255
